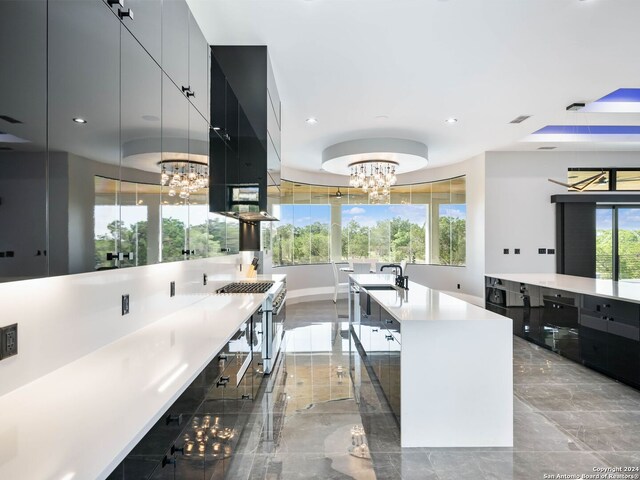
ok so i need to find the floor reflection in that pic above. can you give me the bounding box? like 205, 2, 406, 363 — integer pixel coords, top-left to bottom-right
227, 299, 640, 480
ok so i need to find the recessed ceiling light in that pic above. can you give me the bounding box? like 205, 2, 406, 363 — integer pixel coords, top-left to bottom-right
305, 117, 318, 125
445, 117, 458, 124
72, 117, 87, 124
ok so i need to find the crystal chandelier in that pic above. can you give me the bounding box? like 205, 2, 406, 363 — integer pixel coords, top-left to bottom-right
349, 160, 398, 200
160, 160, 209, 200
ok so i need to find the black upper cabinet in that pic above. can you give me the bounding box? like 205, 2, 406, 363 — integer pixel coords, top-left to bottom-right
0, 0, 48, 282
163, 0, 209, 119
48, 0, 121, 276
120, 26, 162, 268
1, 0, 212, 284
162, 0, 189, 91
189, 12, 210, 120
106, 0, 162, 62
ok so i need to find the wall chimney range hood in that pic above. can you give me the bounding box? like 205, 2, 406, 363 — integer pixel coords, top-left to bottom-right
209, 46, 281, 223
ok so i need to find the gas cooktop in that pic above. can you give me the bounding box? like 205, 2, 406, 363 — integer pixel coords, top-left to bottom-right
216, 281, 275, 294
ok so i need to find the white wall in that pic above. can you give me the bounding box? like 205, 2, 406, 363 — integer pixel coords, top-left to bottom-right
0, 255, 243, 396
484, 151, 640, 276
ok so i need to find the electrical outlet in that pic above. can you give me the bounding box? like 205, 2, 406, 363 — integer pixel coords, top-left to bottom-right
538, 248, 547, 254
122, 294, 130, 316
170, 281, 175, 297
203, 273, 208, 286
1, 323, 18, 359
503, 248, 509, 254
515, 248, 521, 254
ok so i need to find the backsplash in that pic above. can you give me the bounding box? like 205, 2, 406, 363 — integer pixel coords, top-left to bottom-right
0, 255, 242, 397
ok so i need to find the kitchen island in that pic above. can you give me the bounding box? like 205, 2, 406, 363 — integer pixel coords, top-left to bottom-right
349, 274, 513, 448
486, 273, 640, 389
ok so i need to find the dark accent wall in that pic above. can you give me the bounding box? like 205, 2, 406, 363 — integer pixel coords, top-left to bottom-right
556, 202, 596, 278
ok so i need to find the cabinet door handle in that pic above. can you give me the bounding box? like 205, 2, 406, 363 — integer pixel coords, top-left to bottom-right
186, 91, 195, 98
165, 414, 182, 425
118, 8, 133, 20
108, 0, 123, 7
385, 334, 393, 341
182, 85, 192, 93
384, 319, 393, 324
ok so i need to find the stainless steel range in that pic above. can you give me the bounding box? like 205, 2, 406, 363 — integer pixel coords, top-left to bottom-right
216, 280, 286, 375
216, 281, 275, 294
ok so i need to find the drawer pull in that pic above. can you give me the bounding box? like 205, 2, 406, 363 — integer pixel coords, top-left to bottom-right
372, 328, 379, 332
385, 334, 393, 341
165, 414, 182, 426
171, 445, 184, 456
385, 319, 393, 324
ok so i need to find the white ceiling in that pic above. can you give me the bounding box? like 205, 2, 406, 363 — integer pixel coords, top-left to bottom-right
187, 0, 640, 173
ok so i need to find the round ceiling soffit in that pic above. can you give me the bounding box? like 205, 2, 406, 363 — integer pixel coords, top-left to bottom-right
321, 138, 428, 175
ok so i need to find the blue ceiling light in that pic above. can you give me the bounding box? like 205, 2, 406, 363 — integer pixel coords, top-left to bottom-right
581, 88, 640, 113
595, 88, 640, 103
533, 125, 640, 135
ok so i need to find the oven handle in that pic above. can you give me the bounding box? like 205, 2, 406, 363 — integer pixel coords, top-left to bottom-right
274, 294, 287, 315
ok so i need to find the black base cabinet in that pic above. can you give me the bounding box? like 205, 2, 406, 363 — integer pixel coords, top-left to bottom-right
486, 276, 640, 390
107, 312, 263, 480
351, 293, 401, 422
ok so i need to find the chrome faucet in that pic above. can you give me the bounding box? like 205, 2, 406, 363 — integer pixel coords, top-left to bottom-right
380, 264, 409, 290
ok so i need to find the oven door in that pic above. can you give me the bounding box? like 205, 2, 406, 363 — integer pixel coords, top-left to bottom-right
264, 296, 286, 374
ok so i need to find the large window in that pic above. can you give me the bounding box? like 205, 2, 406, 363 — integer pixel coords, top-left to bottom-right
266, 177, 466, 267
595, 206, 640, 282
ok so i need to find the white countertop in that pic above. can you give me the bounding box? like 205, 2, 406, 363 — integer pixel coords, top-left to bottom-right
487, 272, 640, 304
350, 274, 508, 323
0, 276, 284, 480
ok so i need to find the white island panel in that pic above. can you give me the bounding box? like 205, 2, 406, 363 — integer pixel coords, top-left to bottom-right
401, 318, 513, 447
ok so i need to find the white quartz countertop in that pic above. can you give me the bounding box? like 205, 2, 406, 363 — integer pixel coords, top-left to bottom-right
0, 284, 275, 480
350, 274, 508, 323
487, 272, 640, 304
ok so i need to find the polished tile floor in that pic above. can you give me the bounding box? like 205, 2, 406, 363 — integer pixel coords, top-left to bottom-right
227, 299, 640, 480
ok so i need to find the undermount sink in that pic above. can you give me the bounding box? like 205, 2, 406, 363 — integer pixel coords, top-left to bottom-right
364, 285, 397, 291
